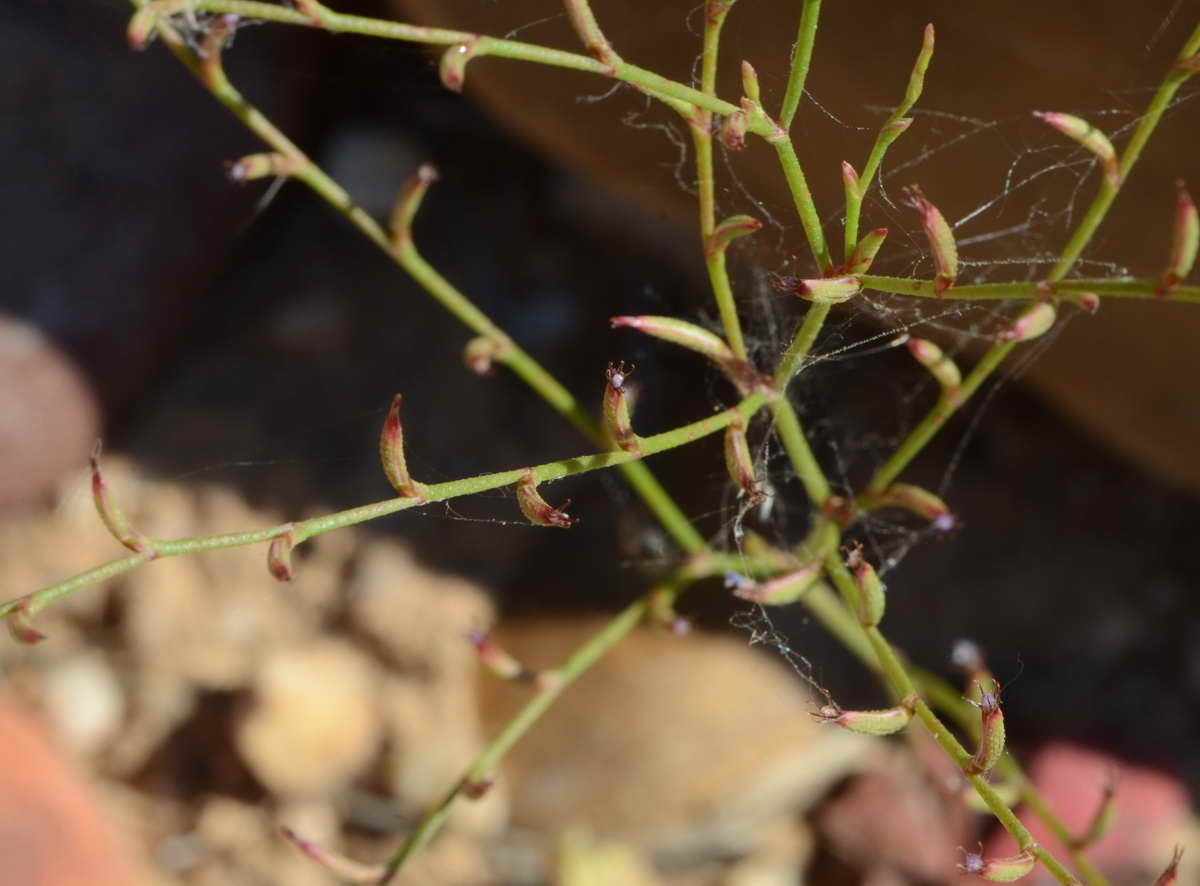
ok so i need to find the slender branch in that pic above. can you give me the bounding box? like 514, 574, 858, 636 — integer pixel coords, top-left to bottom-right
778, 0, 821, 132
772, 135, 832, 273
861, 275, 1200, 302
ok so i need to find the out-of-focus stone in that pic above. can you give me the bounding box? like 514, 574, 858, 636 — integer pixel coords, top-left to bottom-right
483, 618, 870, 865
39, 650, 125, 758
235, 640, 382, 798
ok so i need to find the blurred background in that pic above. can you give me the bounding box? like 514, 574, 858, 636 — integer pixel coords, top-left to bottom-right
1, 0, 1198, 883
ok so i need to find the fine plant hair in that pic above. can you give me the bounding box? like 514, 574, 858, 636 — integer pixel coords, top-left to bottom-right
6, 1, 1200, 884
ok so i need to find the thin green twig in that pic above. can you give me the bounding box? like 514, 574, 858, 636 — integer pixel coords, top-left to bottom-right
860, 275, 1200, 302
778, 0, 821, 132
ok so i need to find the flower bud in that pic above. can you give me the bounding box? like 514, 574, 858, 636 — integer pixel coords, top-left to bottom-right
1034, 111, 1120, 189
965, 684, 1006, 775
389, 163, 439, 251
957, 846, 1037, 882
907, 338, 961, 395
848, 227, 888, 275
997, 302, 1056, 342
90, 442, 155, 556
515, 469, 577, 528
791, 276, 861, 304
873, 482, 958, 531
439, 40, 480, 93
730, 561, 821, 606
724, 420, 764, 502
463, 336, 508, 376
379, 394, 426, 501
721, 109, 748, 150
813, 694, 915, 736
879, 117, 913, 149
267, 524, 296, 582
1154, 846, 1184, 886
708, 214, 763, 255
845, 544, 885, 628
904, 185, 957, 296
602, 362, 642, 454
1062, 290, 1100, 313
740, 60, 760, 103
1157, 181, 1197, 298
903, 24, 935, 112
841, 161, 861, 200
6, 598, 47, 646
226, 153, 299, 182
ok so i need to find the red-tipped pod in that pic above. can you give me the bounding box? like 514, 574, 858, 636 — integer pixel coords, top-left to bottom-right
730, 561, 821, 606
282, 826, 384, 883
389, 163, 439, 251
602, 362, 642, 455
6, 598, 47, 646
267, 524, 297, 582
721, 109, 748, 150
841, 161, 861, 200
1154, 846, 1184, 886
468, 630, 534, 683
848, 227, 888, 275
610, 315, 757, 392
998, 302, 1056, 343
740, 59, 761, 103
957, 846, 1037, 882
515, 469, 577, 528
379, 395, 426, 501
439, 40, 480, 93
792, 276, 861, 304
877, 482, 958, 531
879, 117, 913, 149
90, 442, 154, 556
1034, 111, 1120, 190
965, 684, 1006, 775
845, 544, 885, 628
227, 153, 300, 183
708, 214, 763, 256
813, 694, 915, 736
126, 5, 158, 50
724, 421, 764, 502
1157, 181, 1198, 297
905, 185, 957, 296
907, 338, 962, 395
902, 24, 935, 112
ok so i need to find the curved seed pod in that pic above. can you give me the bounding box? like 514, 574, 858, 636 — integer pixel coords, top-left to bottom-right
1154, 846, 1184, 886
1034, 111, 1120, 189
845, 544, 885, 628
740, 60, 760, 103
515, 469, 577, 528
998, 302, 1056, 342
878, 116, 913, 149
1072, 772, 1118, 849
848, 227, 888, 275
724, 421, 764, 502
389, 163, 439, 251
6, 598, 47, 645
602, 362, 642, 454
907, 338, 961, 395
1157, 181, 1198, 297
730, 561, 821, 606
281, 826, 385, 883
813, 695, 916, 736
792, 276, 861, 304
379, 395, 426, 500
611, 315, 761, 393
439, 39, 480, 93
721, 109, 748, 150
90, 442, 155, 556
873, 482, 958, 531
708, 214, 763, 256
1063, 291, 1100, 313
957, 846, 1038, 882
267, 524, 297, 582
463, 336, 505, 376
467, 630, 535, 683
127, 5, 159, 50
901, 24, 935, 113
226, 153, 300, 182
904, 185, 957, 296
841, 161, 861, 201
965, 685, 1006, 775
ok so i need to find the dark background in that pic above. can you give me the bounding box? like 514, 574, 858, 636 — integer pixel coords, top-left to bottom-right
3, 0, 1199, 797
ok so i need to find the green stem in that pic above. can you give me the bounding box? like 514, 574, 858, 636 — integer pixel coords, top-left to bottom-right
772, 136, 832, 273
692, 2, 748, 359
774, 302, 829, 391
378, 573, 687, 881
778, 0, 821, 132
3, 393, 766, 621
769, 396, 831, 506
860, 275, 1200, 302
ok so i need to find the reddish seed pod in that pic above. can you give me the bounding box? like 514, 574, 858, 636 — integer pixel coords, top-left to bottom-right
379, 394, 426, 501
90, 441, 155, 557
602, 362, 642, 454
515, 469, 577, 528
1154, 845, 1184, 886
813, 692, 915, 736
904, 184, 957, 296
957, 845, 1037, 882
6, 598, 47, 646
965, 682, 1006, 775
468, 630, 534, 683
267, 523, 297, 582
439, 40, 479, 93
